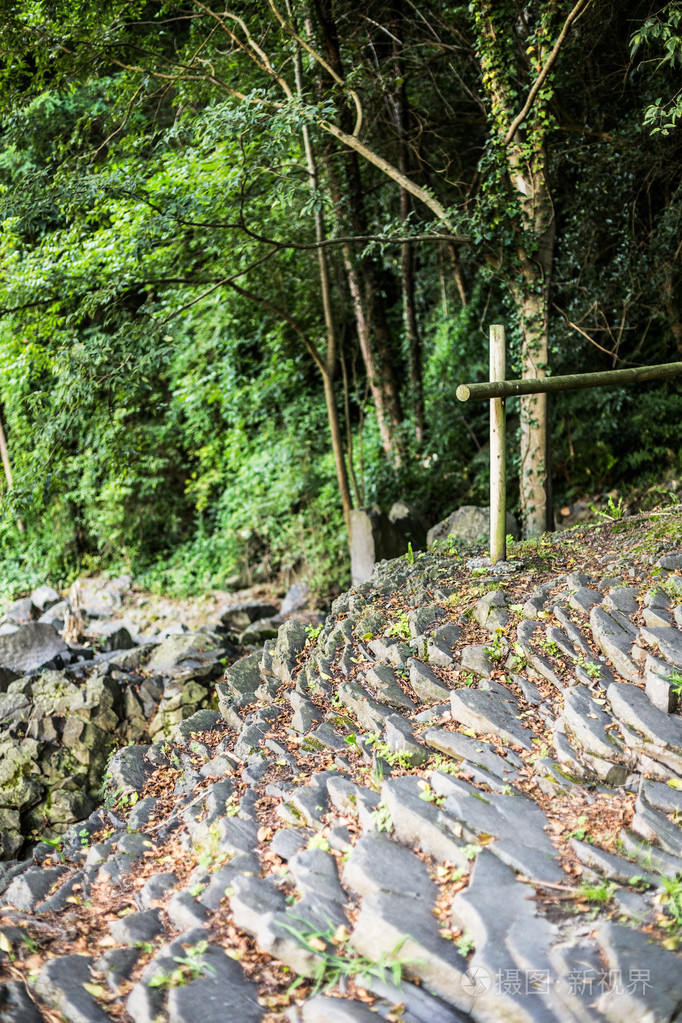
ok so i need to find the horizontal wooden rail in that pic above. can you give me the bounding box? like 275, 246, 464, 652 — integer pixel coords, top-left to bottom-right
456, 361, 682, 403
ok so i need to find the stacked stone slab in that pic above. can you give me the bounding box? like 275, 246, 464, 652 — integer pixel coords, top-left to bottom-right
1, 536, 682, 1022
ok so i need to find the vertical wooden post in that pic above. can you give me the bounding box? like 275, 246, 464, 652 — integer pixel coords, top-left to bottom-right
490, 325, 506, 563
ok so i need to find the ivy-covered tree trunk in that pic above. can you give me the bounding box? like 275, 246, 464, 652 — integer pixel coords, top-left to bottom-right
470, 0, 585, 536
509, 146, 556, 536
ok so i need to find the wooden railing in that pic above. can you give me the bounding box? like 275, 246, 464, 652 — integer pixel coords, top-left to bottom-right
457, 325, 682, 563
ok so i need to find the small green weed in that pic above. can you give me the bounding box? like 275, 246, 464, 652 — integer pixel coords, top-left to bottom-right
574, 654, 603, 680
306, 624, 322, 644
456, 933, 475, 956
385, 613, 411, 641
148, 941, 216, 989
372, 801, 394, 833
577, 880, 617, 904
281, 919, 408, 994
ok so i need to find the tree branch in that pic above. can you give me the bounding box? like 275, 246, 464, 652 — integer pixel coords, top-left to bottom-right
224, 280, 325, 375
505, 0, 592, 144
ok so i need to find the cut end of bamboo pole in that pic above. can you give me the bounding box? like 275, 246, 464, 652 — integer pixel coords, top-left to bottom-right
456, 384, 471, 402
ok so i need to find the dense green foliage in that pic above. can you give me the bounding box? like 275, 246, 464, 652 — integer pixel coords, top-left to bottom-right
0, 0, 680, 598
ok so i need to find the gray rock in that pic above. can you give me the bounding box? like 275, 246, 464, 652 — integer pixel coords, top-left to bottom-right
381, 776, 469, 868
451, 850, 557, 1023
272, 619, 308, 683
595, 922, 682, 1023
608, 680, 682, 754
222, 651, 262, 698
656, 553, 682, 570
240, 616, 283, 644
384, 714, 429, 765
147, 631, 224, 673
640, 624, 682, 669
301, 996, 381, 1023
342, 833, 435, 900
590, 606, 640, 681
408, 604, 446, 639
423, 728, 521, 783
460, 645, 493, 677
337, 680, 393, 733
106, 744, 155, 794
3, 866, 68, 911
288, 847, 346, 904
568, 587, 604, 613
350, 889, 471, 1012
640, 777, 682, 815
281, 582, 311, 615
431, 772, 563, 883
631, 790, 682, 856
109, 908, 163, 946
427, 505, 518, 548
166, 945, 263, 1023
220, 601, 279, 630
167, 891, 210, 931
569, 839, 658, 886
563, 685, 625, 761
645, 669, 679, 713
449, 686, 534, 750
33, 954, 112, 1022
363, 666, 415, 712
0, 979, 47, 1021
95, 947, 141, 994
0, 623, 68, 675
137, 872, 178, 909
409, 660, 452, 704
473, 589, 509, 631
427, 623, 462, 667
350, 506, 410, 585
30, 585, 61, 612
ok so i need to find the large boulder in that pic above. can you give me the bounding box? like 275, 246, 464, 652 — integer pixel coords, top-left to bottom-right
388, 501, 428, 550
220, 602, 279, 631
0, 623, 69, 678
427, 505, 519, 549
350, 506, 410, 586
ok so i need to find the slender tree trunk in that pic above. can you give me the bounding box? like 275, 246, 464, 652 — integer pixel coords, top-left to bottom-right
290, 10, 353, 530
389, 0, 424, 445
324, 157, 403, 466
312, 0, 404, 462
509, 152, 555, 537
0, 416, 13, 491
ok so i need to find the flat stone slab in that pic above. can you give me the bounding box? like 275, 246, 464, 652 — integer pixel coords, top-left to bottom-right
607, 681, 682, 754
430, 773, 563, 883
640, 625, 682, 668
301, 997, 383, 1022
595, 922, 682, 1023
563, 685, 625, 761
451, 850, 559, 1023
350, 890, 472, 1013
422, 727, 522, 783
342, 833, 435, 901
409, 660, 452, 704
590, 607, 640, 681
449, 687, 534, 750
381, 776, 469, 868
33, 954, 113, 1023
166, 945, 263, 1023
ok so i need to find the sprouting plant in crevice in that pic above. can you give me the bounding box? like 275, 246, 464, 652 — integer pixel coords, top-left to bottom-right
280, 918, 409, 994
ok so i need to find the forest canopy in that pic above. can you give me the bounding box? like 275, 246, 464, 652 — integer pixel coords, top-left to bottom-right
0, 0, 680, 598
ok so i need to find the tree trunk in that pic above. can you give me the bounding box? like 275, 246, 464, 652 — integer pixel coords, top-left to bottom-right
508, 147, 556, 537
291, 9, 353, 530
312, 0, 404, 463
